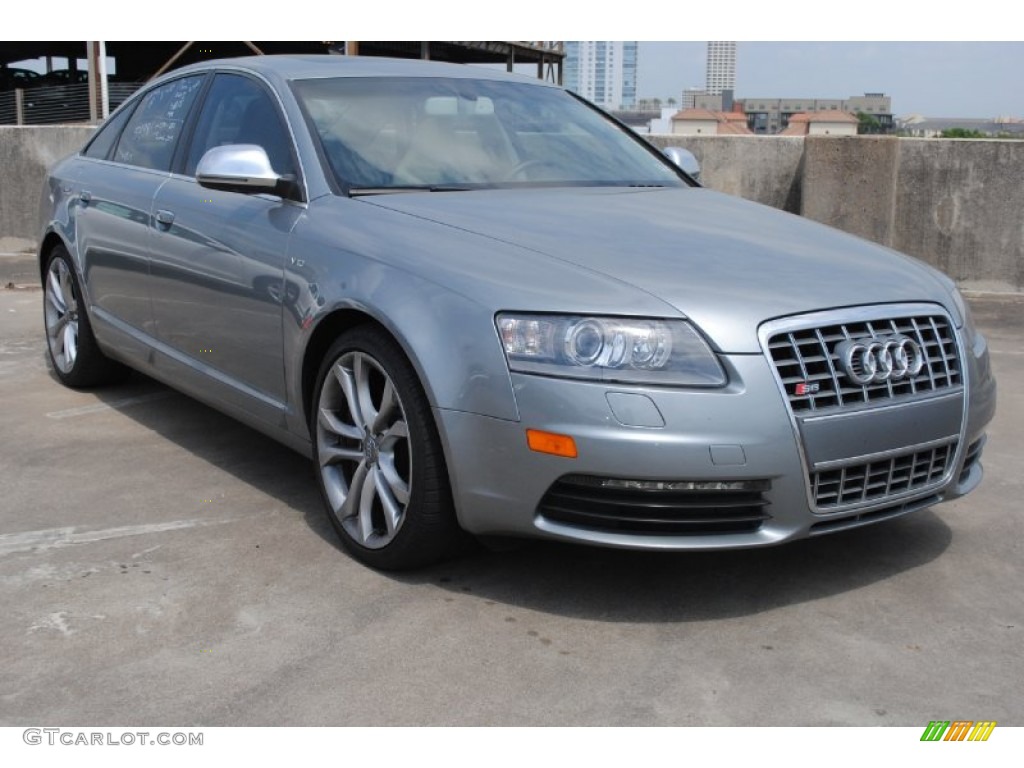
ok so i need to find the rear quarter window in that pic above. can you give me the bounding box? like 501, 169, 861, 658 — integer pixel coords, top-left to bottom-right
82, 101, 137, 160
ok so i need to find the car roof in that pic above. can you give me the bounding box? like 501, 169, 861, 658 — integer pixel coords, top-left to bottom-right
169, 54, 559, 88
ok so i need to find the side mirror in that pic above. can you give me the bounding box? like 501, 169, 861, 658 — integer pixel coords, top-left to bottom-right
196, 144, 284, 194
663, 146, 701, 182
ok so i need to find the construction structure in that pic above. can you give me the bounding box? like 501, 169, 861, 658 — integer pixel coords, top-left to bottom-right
0, 41, 565, 125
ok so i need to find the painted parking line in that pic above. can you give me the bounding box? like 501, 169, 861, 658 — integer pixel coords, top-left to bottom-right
0, 518, 235, 558
45, 391, 173, 419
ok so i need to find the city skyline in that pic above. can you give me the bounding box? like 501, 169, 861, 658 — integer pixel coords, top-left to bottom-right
563, 41, 638, 110
637, 42, 1023, 119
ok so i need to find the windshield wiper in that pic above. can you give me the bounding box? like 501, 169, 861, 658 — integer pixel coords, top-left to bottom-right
348, 185, 473, 196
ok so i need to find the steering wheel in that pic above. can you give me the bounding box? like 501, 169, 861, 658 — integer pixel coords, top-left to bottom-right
505, 159, 561, 181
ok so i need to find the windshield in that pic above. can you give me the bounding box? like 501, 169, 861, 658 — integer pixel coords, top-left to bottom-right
292, 76, 685, 192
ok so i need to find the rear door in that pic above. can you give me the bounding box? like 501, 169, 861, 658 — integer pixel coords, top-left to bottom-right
74, 74, 205, 343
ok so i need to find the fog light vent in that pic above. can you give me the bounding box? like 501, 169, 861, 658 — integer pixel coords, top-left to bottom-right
538, 474, 771, 536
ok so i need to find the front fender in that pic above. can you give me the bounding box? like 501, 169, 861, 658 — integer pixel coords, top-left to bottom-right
281, 235, 520, 442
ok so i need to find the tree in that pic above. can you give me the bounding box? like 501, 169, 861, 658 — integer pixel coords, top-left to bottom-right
856, 111, 882, 135
940, 127, 987, 139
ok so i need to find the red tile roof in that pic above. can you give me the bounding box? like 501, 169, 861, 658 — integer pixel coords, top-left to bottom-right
671, 109, 753, 135
781, 110, 859, 135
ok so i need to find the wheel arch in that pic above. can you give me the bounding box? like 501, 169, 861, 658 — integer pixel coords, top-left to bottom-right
300, 307, 381, 432
298, 292, 519, 436
300, 305, 456, 438
38, 230, 72, 286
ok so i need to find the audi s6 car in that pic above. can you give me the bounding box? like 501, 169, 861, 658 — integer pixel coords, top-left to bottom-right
38, 56, 996, 569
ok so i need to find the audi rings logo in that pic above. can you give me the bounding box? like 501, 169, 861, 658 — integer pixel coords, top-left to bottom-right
836, 336, 925, 385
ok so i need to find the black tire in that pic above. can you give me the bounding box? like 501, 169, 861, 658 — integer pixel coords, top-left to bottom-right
310, 325, 465, 569
42, 245, 130, 388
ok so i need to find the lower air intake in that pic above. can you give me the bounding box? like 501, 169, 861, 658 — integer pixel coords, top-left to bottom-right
538, 475, 771, 535
812, 440, 956, 509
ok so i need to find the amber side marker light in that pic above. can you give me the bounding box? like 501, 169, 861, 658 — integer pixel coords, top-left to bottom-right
526, 429, 578, 458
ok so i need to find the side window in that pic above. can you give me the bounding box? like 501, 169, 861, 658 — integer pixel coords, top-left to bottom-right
113, 76, 204, 171
185, 73, 296, 178
82, 101, 137, 160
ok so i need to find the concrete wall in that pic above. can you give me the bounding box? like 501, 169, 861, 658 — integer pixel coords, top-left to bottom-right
647, 134, 806, 214
892, 139, 1024, 293
651, 134, 1024, 292
2, 127, 1022, 292
800, 137, 900, 247
0, 126, 95, 253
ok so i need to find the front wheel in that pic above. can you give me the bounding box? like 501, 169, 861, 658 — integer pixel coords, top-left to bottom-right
311, 326, 464, 569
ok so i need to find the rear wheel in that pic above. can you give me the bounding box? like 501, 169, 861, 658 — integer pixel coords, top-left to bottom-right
311, 326, 464, 569
43, 246, 129, 387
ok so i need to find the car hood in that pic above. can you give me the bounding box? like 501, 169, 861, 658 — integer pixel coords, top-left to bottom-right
362, 187, 954, 353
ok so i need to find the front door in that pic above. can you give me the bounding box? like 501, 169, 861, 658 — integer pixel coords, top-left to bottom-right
148, 73, 304, 423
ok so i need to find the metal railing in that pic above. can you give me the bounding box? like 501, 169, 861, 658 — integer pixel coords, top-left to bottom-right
0, 82, 143, 125
0, 90, 17, 124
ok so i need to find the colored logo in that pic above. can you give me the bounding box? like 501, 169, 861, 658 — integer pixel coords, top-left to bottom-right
920, 721, 996, 741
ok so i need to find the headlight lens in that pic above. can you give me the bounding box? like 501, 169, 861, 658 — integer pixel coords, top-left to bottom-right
496, 313, 726, 387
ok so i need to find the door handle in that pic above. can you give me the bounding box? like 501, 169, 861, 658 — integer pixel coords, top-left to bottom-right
80, 190, 92, 205
154, 209, 176, 228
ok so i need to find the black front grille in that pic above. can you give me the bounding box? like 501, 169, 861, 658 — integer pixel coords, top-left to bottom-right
812, 440, 956, 509
768, 314, 960, 413
809, 494, 941, 536
538, 475, 771, 535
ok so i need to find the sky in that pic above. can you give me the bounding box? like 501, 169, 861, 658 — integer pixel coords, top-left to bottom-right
14, 41, 1020, 121
637, 42, 1024, 118
12, 3, 1023, 119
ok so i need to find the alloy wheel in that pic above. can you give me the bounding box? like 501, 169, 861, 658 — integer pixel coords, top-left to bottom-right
316, 350, 412, 549
44, 257, 79, 374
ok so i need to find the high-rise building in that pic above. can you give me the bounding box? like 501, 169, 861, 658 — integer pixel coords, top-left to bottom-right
705, 41, 736, 95
564, 41, 638, 110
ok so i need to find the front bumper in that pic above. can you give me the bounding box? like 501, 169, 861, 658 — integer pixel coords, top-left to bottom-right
434, 308, 995, 551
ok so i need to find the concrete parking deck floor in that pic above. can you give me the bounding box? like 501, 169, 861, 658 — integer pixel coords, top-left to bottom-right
0, 278, 1021, 726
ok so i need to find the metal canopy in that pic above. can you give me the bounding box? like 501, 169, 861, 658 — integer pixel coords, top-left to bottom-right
0, 41, 564, 125
0, 41, 564, 82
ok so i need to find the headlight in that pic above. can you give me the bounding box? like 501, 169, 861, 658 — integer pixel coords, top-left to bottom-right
495, 313, 726, 387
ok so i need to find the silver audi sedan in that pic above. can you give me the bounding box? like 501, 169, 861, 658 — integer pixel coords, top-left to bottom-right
38, 56, 996, 569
